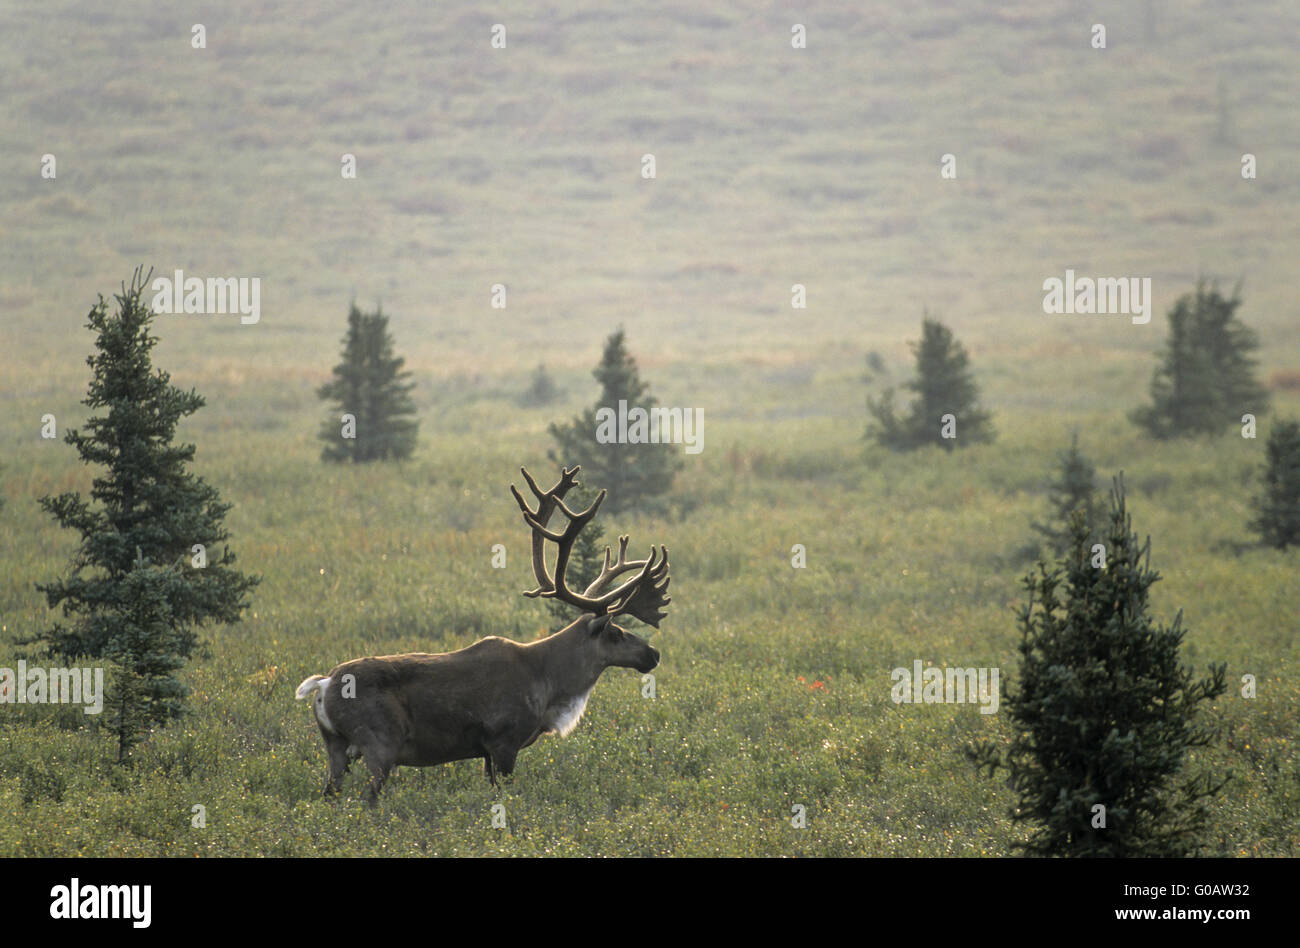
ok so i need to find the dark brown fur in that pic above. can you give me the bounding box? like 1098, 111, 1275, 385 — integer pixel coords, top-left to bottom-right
298, 612, 658, 804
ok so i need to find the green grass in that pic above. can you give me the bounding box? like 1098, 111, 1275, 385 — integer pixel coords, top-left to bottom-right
2, 402, 1297, 856
1, 0, 1298, 856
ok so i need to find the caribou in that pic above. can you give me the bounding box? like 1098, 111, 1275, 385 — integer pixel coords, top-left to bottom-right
295, 465, 670, 804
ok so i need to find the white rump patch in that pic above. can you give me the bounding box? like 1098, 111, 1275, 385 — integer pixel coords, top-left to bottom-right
545, 686, 594, 738
295, 674, 325, 699
295, 676, 336, 734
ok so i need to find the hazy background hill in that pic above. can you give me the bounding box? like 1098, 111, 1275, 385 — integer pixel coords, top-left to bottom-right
3, 0, 1298, 426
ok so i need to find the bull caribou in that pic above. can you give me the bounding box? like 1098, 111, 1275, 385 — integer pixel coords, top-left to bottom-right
295, 465, 670, 804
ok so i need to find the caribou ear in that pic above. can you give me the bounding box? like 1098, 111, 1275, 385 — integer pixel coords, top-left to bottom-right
589, 614, 613, 636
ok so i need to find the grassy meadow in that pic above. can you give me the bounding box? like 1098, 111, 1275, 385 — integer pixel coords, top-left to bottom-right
1, 0, 1298, 856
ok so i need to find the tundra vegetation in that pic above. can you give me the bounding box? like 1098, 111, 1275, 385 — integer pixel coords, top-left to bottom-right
1, 0, 1298, 856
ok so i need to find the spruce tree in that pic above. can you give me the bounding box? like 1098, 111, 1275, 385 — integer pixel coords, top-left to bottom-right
318, 304, 419, 462
30, 269, 258, 754
548, 329, 682, 515
1251, 419, 1300, 549
1031, 434, 1099, 554
867, 316, 994, 451
1132, 282, 1268, 438
104, 552, 190, 760
519, 363, 562, 407
970, 477, 1228, 856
